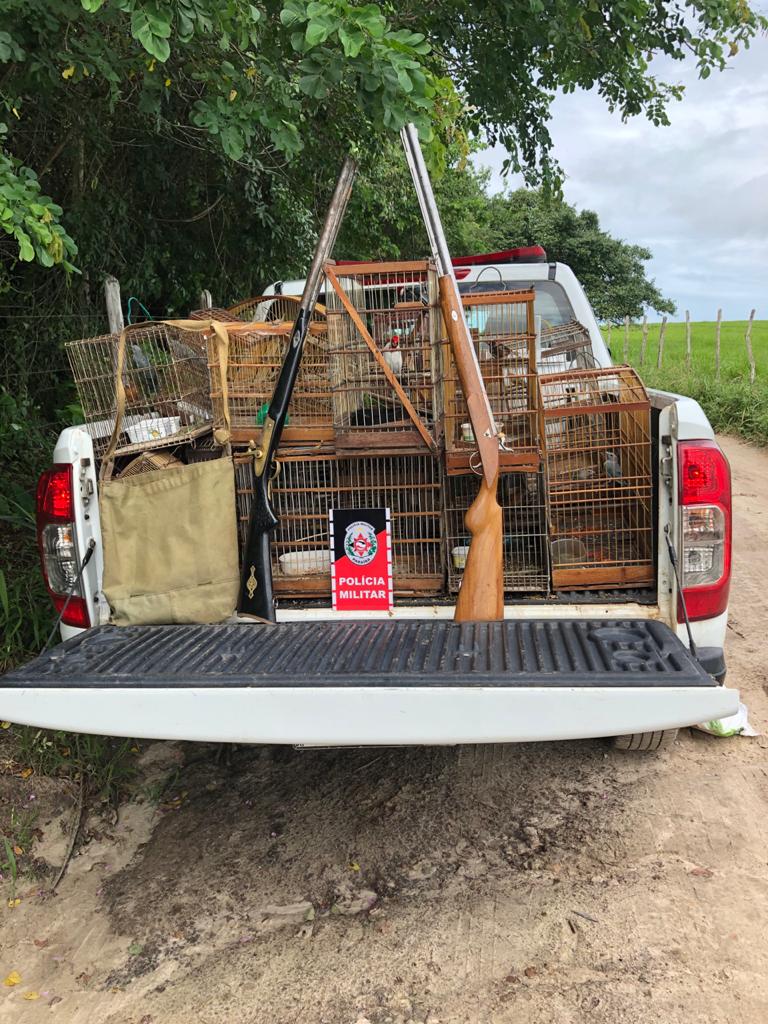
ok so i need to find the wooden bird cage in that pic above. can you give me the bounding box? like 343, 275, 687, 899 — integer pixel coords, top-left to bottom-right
206, 321, 333, 445
227, 294, 327, 325
235, 452, 445, 598
65, 323, 213, 456
538, 366, 654, 590
444, 470, 550, 594
443, 289, 540, 474
324, 261, 441, 454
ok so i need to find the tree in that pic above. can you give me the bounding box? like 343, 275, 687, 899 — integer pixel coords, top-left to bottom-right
0, 0, 764, 275
485, 189, 675, 320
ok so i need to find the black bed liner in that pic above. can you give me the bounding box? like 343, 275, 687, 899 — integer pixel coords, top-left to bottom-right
3, 619, 713, 689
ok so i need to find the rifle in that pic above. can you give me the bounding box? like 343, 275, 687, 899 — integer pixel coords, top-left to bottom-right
401, 124, 504, 621
238, 156, 358, 620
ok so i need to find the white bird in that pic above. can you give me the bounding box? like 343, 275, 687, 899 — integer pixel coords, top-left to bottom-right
381, 331, 403, 376
603, 451, 623, 478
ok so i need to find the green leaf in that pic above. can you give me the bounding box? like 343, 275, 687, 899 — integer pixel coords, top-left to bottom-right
338, 26, 364, 58
16, 232, 34, 261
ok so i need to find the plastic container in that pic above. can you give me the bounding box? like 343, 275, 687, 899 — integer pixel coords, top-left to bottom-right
278, 550, 330, 576
452, 545, 470, 569
126, 416, 181, 444
550, 538, 587, 565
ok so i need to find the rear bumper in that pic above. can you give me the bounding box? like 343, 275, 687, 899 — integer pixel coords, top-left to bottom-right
0, 683, 738, 745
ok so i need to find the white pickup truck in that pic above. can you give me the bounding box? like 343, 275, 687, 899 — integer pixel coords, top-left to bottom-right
2, 249, 737, 750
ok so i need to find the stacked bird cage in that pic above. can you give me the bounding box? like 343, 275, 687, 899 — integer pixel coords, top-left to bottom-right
206, 320, 333, 445
235, 451, 445, 597
65, 323, 213, 456
324, 261, 441, 454
538, 366, 654, 590
442, 289, 540, 474
443, 469, 550, 594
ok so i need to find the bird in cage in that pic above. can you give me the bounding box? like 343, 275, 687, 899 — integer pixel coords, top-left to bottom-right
603, 451, 623, 478
381, 329, 403, 376
130, 342, 159, 396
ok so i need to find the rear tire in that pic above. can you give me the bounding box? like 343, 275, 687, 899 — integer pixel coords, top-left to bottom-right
612, 729, 679, 752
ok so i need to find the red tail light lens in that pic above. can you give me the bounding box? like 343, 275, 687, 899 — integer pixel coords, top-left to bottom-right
678, 441, 731, 621
36, 465, 90, 630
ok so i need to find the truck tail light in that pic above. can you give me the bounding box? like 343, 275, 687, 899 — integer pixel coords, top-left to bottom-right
36, 465, 90, 629
678, 441, 731, 622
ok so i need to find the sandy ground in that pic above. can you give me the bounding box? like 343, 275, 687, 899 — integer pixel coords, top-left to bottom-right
1, 434, 766, 1024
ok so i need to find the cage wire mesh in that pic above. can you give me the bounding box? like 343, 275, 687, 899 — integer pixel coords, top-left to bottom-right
539, 319, 597, 374
442, 290, 539, 471
206, 321, 332, 443
65, 323, 213, 456
235, 452, 445, 596
324, 262, 441, 452
444, 470, 549, 593
538, 366, 653, 589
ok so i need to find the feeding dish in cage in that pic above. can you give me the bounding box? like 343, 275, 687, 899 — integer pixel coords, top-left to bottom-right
125, 416, 181, 444
278, 550, 331, 576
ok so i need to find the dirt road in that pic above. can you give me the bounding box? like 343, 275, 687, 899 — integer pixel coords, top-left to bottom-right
1, 435, 766, 1024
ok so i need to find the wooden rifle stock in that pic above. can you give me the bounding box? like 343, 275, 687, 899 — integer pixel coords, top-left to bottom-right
439, 277, 504, 621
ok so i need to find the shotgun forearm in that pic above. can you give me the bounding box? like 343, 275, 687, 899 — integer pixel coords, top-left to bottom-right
238, 462, 279, 620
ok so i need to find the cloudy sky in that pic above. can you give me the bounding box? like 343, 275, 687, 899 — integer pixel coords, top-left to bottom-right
475, 34, 768, 321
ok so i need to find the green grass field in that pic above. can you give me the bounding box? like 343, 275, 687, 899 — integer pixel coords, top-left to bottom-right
601, 319, 768, 445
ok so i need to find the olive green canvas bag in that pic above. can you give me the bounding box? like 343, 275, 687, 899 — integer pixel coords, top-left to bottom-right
99, 321, 239, 626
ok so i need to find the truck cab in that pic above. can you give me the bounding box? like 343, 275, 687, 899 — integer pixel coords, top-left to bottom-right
3, 250, 736, 749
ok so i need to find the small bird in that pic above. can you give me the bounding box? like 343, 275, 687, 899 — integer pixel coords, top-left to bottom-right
381, 331, 403, 376
603, 451, 623, 478
130, 342, 159, 395
575, 466, 595, 481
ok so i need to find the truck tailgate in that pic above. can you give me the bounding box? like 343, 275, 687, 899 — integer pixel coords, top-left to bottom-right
1, 620, 737, 744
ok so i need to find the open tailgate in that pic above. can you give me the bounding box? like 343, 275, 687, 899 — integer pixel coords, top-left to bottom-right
1, 619, 737, 744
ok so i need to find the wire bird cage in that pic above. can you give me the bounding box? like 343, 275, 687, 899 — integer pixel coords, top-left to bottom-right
324, 261, 441, 454
206, 321, 333, 444
444, 471, 549, 593
538, 366, 654, 590
539, 319, 597, 374
235, 452, 445, 597
442, 290, 540, 474
65, 323, 213, 456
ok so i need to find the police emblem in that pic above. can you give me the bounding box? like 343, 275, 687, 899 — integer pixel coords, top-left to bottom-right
344, 521, 378, 566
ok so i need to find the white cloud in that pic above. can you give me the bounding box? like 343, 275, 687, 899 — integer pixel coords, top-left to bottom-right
475, 37, 768, 320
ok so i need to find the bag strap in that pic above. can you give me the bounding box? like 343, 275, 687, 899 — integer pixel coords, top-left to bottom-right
99, 319, 235, 481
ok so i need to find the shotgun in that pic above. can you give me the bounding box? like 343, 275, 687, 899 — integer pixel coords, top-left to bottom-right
401, 124, 504, 621
238, 156, 358, 620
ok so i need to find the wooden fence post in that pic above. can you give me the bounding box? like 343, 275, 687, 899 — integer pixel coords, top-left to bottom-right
745, 309, 756, 384
715, 308, 722, 378
104, 275, 124, 334
656, 316, 667, 370
685, 310, 691, 369
639, 314, 648, 366
199, 289, 213, 310
623, 315, 629, 363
